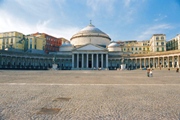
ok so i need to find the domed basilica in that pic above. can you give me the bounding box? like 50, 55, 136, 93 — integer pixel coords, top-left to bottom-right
57, 22, 129, 70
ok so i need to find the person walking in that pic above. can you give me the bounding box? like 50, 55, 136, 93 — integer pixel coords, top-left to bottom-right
147, 69, 150, 77
176, 68, 179, 73
150, 69, 153, 77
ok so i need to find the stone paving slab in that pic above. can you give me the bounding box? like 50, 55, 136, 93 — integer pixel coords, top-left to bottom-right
0, 70, 180, 120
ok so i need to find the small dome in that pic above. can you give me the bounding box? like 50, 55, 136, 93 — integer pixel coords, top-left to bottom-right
61, 42, 73, 47
60, 42, 73, 51
108, 42, 119, 47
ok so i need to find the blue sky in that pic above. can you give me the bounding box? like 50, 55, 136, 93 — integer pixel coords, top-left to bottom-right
0, 0, 180, 41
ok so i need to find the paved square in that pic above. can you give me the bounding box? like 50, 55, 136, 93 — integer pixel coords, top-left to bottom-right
0, 69, 180, 120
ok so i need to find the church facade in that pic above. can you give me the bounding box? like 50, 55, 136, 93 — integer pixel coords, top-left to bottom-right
55, 23, 129, 70
54, 23, 180, 70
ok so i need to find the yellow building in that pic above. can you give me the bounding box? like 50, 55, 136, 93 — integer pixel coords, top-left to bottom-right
0, 31, 25, 51
141, 40, 150, 54
120, 40, 150, 54
26, 35, 46, 53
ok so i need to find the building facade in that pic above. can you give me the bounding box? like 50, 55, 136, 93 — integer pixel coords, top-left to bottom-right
120, 40, 150, 54
50, 23, 179, 70
0, 31, 25, 51
25, 35, 46, 54
0, 24, 180, 70
32, 32, 63, 54
166, 34, 180, 51
149, 34, 166, 52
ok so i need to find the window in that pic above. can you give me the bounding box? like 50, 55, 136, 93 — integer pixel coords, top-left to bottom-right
30, 38, 32, 49
139, 48, 141, 50
6, 39, 8, 44
135, 48, 137, 50
161, 42, 164, 45
147, 48, 149, 50
11, 38, 13, 43
157, 42, 158, 46
132, 48, 133, 51
143, 48, 145, 51
162, 47, 164, 51
161, 36, 164, 40
156, 37, 159, 40
124, 48, 126, 51
157, 48, 159, 51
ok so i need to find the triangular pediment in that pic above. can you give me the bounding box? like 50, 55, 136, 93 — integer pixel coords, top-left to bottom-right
74, 44, 106, 51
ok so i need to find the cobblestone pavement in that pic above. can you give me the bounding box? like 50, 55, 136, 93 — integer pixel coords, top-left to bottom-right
0, 69, 180, 120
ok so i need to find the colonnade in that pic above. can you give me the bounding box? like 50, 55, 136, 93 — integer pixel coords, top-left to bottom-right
108, 54, 180, 69
0, 55, 53, 69
0, 52, 180, 70
72, 53, 108, 69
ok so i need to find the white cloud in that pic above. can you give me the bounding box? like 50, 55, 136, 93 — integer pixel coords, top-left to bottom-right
86, 0, 116, 17
115, 0, 147, 24
0, 10, 80, 40
137, 24, 173, 40
124, 0, 131, 7
154, 15, 168, 22
123, 0, 146, 7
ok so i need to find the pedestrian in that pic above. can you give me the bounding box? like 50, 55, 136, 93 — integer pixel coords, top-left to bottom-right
176, 68, 179, 73
147, 69, 150, 77
150, 69, 153, 77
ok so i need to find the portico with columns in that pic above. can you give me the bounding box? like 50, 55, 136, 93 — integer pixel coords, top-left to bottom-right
71, 43, 108, 70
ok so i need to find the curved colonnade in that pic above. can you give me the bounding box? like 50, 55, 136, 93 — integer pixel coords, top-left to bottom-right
0, 50, 180, 70
108, 53, 180, 70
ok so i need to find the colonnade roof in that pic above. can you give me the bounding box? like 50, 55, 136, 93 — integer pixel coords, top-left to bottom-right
130, 50, 180, 57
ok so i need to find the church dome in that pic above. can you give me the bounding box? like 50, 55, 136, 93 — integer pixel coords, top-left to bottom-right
60, 42, 73, 51
108, 42, 122, 52
61, 42, 73, 47
108, 42, 120, 47
70, 23, 111, 47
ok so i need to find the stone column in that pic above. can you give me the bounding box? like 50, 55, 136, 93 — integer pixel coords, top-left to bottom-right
72, 54, 74, 68
82, 54, 84, 68
158, 57, 160, 68
101, 54, 103, 68
106, 54, 108, 68
96, 54, 98, 68
92, 54, 94, 68
162, 57, 164, 68
167, 56, 169, 68
177, 55, 179, 68
153, 58, 155, 68
140, 58, 142, 69
86, 54, 88, 68
172, 56, 174, 68
149, 58, 150, 68
77, 54, 79, 68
